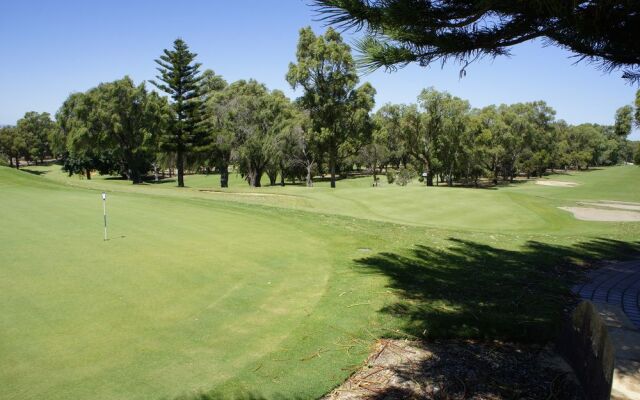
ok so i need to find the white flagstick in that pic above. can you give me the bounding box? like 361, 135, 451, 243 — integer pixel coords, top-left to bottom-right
102, 192, 107, 241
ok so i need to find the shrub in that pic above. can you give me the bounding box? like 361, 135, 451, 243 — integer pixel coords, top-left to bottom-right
386, 170, 395, 184
396, 168, 414, 186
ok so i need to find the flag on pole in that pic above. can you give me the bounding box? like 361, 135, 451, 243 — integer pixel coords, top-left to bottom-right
102, 192, 107, 241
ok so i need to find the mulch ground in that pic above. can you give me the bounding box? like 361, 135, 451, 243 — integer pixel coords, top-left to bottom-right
323, 339, 584, 400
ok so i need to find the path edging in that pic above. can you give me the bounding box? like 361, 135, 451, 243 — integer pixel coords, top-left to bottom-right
558, 300, 640, 400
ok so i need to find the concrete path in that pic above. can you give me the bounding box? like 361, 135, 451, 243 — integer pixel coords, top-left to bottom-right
573, 259, 640, 328
573, 260, 640, 399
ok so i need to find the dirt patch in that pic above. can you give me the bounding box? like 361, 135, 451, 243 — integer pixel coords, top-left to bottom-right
536, 180, 578, 187
559, 207, 640, 222
579, 201, 640, 212
324, 339, 583, 400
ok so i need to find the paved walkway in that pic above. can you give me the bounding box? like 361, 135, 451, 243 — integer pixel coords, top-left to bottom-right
573, 259, 640, 328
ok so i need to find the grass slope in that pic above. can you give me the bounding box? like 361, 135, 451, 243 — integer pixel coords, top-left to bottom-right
1, 165, 639, 399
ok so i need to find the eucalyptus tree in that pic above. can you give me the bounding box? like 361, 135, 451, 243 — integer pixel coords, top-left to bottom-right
151, 38, 204, 187
336, 81, 377, 166
287, 27, 375, 188
199, 69, 227, 100
614, 105, 634, 138
513, 101, 556, 178
0, 126, 26, 168
57, 77, 169, 183
267, 105, 310, 186
205, 80, 295, 187
234, 83, 293, 187
400, 88, 459, 186
434, 94, 471, 185
283, 110, 318, 187
374, 103, 408, 169
57, 92, 104, 179
15, 112, 58, 164
203, 83, 237, 188
359, 121, 389, 186
469, 105, 508, 184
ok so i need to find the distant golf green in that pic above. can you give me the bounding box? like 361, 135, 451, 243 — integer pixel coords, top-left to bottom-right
1, 165, 639, 399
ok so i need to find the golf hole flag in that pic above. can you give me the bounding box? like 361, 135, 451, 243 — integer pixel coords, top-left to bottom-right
102, 192, 107, 241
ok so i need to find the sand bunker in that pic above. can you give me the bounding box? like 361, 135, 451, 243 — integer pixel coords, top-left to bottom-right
536, 180, 578, 187
560, 207, 640, 222
580, 201, 640, 211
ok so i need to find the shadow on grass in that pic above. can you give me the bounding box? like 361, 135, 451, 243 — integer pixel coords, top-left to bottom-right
549, 168, 603, 176
355, 238, 640, 343
176, 393, 304, 400
175, 238, 638, 400
143, 177, 176, 184
20, 168, 49, 176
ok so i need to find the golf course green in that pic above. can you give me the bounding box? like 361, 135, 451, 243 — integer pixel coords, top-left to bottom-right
1, 165, 639, 399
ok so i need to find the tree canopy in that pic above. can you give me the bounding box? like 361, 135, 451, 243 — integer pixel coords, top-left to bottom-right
287, 27, 376, 188
57, 77, 169, 183
313, 0, 640, 82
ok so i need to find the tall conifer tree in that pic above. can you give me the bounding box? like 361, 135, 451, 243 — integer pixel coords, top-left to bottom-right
151, 39, 203, 187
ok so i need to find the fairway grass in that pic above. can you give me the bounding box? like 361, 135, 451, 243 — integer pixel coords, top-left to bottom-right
1, 165, 639, 399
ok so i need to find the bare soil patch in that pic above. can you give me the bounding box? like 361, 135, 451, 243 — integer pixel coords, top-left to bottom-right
559, 207, 640, 222
324, 339, 583, 400
536, 180, 578, 187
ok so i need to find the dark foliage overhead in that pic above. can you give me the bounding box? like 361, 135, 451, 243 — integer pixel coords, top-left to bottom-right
313, 0, 640, 82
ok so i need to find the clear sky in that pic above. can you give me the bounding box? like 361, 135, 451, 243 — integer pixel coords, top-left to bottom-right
1, 0, 638, 139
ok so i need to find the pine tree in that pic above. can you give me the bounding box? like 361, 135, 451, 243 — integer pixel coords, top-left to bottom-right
151, 39, 203, 187
314, 1, 640, 82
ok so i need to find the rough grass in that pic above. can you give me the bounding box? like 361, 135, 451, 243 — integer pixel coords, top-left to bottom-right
1, 165, 639, 399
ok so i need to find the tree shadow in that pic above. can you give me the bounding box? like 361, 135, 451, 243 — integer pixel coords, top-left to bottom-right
355, 238, 640, 343
332, 340, 584, 400
144, 177, 176, 184
175, 392, 305, 400
20, 168, 49, 176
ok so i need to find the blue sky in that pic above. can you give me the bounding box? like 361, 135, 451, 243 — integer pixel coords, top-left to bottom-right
1, 0, 638, 139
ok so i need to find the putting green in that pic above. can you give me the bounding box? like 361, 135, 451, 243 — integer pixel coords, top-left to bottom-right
0, 167, 388, 399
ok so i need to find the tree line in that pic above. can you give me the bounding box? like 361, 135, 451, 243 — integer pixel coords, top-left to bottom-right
1, 28, 639, 188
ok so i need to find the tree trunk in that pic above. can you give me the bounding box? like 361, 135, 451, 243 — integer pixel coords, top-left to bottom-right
176, 150, 184, 187
280, 171, 285, 186
267, 170, 277, 186
15, 158, 19, 169
306, 163, 313, 187
85, 168, 91, 180
249, 169, 262, 187
153, 163, 159, 182
131, 170, 143, 184
426, 169, 434, 186
9, 157, 13, 167
220, 164, 229, 188
329, 151, 337, 188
